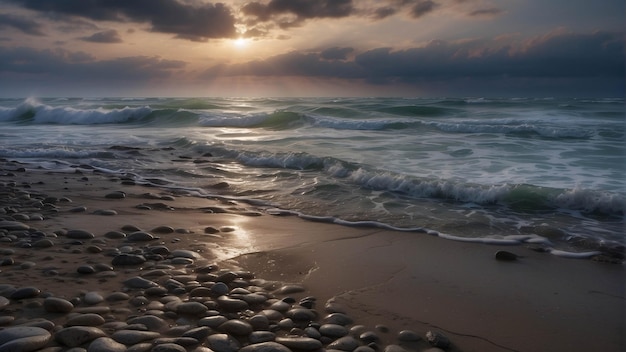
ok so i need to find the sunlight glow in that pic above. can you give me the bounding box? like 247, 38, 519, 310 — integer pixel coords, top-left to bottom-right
233, 37, 249, 49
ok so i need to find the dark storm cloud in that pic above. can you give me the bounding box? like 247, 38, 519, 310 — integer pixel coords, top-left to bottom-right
0, 46, 185, 80
409, 1, 438, 18
80, 29, 122, 43
468, 7, 504, 17
242, 0, 354, 27
0, 13, 45, 35
203, 31, 624, 84
320, 47, 354, 61
7, 0, 237, 40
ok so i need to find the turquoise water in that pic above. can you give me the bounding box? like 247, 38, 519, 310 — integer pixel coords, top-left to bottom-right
1, 97, 624, 258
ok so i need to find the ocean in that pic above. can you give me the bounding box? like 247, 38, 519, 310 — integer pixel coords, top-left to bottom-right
0, 97, 624, 259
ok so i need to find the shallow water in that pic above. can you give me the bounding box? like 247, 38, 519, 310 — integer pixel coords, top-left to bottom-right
0, 97, 624, 257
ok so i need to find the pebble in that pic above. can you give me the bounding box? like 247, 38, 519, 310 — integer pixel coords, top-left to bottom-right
249, 331, 276, 344
55, 326, 106, 347
86, 337, 127, 352
206, 333, 241, 352
123, 276, 159, 289
43, 297, 74, 313
66, 230, 95, 239
83, 292, 104, 305
320, 324, 349, 338
276, 336, 323, 351
327, 336, 360, 351
111, 330, 161, 345
112, 254, 146, 266
152, 343, 187, 352
240, 342, 292, 352
127, 231, 156, 242
0, 326, 52, 352
176, 301, 209, 315
105, 191, 126, 199
66, 313, 105, 327
126, 315, 168, 332
218, 319, 253, 336
0, 296, 10, 310
10, 286, 41, 300
495, 250, 519, 261
425, 331, 451, 349
397, 330, 421, 341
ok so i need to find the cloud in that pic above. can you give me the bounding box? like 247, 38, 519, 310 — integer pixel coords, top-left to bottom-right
80, 29, 123, 43
203, 31, 624, 84
320, 47, 354, 61
8, 0, 237, 40
0, 13, 45, 35
468, 7, 504, 18
242, 0, 354, 28
409, 1, 438, 18
0, 46, 185, 81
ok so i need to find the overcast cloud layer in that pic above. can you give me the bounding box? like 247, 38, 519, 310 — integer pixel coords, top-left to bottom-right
0, 0, 623, 97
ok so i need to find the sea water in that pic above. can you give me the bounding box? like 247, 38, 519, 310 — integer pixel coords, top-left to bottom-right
0, 97, 623, 258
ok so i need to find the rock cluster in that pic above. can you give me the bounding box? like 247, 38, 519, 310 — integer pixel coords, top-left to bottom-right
0, 166, 454, 351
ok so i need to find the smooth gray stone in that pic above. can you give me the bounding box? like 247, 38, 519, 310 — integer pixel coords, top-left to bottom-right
275, 337, 323, 351
112, 254, 146, 266
106, 292, 130, 301
323, 313, 353, 325
249, 331, 276, 344
0, 296, 9, 310
66, 313, 105, 327
55, 326, 106, 347
268, 301, 290, 312
210, 282, 229, 296
198, 315, 228, 328
33, 239, 54, 248
0, 326, 51, 352
326, 336, 360, 351
170, 249, 200, 259
127, 231, 155, 242
111, 330, 160, 345
425, 331, 450, 349
123, 276, 158, 289
87, 337, 127, 352
66, 230, 95, 239
218, 319, 253, 336
358, 331, 379, 343
240, 342, 292, 352
105, 191, 126, 199
206, 333, 241, 352
181, 326, 211, 341
249, 314, 270, 330
397, 330, 421, 341
304, 327, 321, 339
176, 301, 208, 315
151, 343, 187, 352
286, 308, 316, 321
320, 324, 349, 338
384, 345, 407, 352
104, 231, 126, 239
216, 295, 248, 312
83, 292, 104, 305
10, 286, 41, 300
43, 297, 74, 313
354, 347, 376, 352
274, 284, 305, 294
0, 221, 29, 231
126, 315, 168, 332
94, 209, 117, 216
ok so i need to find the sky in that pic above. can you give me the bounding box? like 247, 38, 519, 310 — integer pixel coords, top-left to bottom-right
0, 0, 623, 97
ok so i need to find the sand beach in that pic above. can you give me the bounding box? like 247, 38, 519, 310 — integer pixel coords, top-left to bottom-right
0, 161, 623, 352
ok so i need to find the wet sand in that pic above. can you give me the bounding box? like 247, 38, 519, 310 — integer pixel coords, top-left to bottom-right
0, 162, 623, 351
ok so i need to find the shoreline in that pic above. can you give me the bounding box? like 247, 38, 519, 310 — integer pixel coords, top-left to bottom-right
0, 162, 624, 351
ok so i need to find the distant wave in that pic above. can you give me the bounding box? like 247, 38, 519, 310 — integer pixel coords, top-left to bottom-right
0, 98, 609, 140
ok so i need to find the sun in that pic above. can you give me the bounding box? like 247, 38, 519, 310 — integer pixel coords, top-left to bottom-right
233, 37, 249, 49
